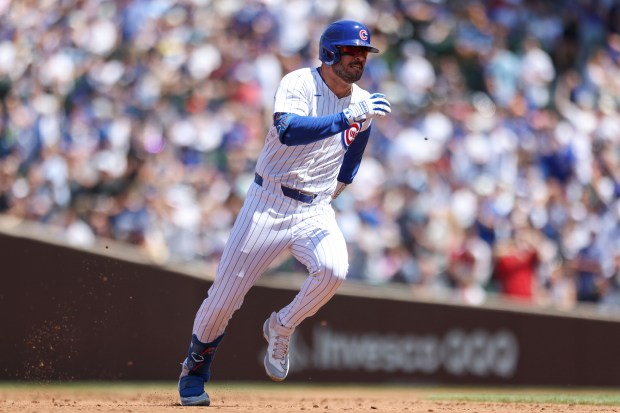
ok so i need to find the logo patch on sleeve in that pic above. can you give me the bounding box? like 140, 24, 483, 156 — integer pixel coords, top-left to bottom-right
274, 112, 290, 135
341, 122, 361, 149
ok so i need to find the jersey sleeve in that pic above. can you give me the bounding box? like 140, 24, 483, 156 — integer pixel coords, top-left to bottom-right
273, 72, 311, 116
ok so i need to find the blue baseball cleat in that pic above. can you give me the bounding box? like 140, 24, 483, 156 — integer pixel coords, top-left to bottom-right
178, 333, 224, 406
179, 375, 211, 406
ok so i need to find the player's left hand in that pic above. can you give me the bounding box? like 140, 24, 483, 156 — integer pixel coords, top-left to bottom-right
343, 93, 391, 124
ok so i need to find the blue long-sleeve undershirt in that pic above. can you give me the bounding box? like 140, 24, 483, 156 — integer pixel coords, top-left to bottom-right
275, 112, 351, 146
337, 126, 370, 184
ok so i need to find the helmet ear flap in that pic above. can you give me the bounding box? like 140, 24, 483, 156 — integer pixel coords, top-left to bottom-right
321, 46, 340, 66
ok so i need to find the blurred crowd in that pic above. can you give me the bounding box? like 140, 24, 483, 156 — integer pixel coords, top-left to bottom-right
0, 0, 619, 313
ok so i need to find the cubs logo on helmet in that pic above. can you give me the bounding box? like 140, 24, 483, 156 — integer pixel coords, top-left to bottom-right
359, 29, 368, 41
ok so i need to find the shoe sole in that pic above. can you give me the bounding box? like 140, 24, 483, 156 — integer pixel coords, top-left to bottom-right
264, 356, 286, 382
263, 319, 269, 341
180, 393, 210, 406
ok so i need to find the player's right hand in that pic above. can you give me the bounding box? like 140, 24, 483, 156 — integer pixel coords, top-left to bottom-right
343, 93, 391, 124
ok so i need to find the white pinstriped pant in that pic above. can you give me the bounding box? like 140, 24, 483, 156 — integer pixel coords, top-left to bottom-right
192, 180, 349, 343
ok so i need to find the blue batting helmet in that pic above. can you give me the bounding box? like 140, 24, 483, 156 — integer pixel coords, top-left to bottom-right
319, 20, 379, 66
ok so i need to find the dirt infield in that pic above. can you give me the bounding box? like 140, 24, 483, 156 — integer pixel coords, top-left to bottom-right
1, 383, 619, 413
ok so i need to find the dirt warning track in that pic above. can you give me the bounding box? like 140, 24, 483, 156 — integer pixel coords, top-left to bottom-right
1, 383, 618, 413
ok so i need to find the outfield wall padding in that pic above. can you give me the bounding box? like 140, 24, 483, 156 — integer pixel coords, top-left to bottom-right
1, 231, 619, 385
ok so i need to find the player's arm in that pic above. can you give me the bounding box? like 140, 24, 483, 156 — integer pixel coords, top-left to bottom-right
337, 125, 371, 184
333, 125, 371, 196
274, 94, 390, 146
274, 112, 351, 146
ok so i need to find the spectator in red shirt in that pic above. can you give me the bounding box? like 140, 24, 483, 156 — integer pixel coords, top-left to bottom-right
492, 225, 541, 301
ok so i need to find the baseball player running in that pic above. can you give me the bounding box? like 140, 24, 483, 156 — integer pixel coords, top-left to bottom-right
178, 20, 391, 406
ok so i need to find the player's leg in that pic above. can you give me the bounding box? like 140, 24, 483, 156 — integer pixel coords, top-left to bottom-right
263, 204, 348, 381
179, 186, 294, 405
192, 189, 295, 341
281, 204, 348, 326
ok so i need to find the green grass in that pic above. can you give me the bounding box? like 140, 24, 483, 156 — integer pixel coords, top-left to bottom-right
426, 390, 620, 406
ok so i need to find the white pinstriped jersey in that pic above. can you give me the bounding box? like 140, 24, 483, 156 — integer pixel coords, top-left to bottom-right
255, 67, 371, 195
191, 66, 369, 344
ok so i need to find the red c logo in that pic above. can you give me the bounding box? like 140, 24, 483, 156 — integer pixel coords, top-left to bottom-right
359, 29, 368, 41
345, 123, 360, 146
